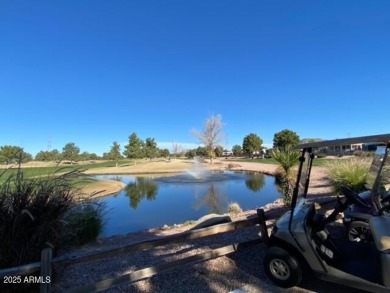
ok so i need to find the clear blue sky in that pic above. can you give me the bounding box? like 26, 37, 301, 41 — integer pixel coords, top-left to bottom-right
1, 1, 389, 156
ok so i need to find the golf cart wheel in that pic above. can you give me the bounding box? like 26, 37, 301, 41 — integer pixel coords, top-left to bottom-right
263, 246, 302, 288
347, 221, 371, 242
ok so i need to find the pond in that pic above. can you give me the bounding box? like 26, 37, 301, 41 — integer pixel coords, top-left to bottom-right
93, 170, 282, 237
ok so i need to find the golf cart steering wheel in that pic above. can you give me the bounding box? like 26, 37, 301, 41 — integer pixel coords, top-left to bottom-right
339, 186, 371, 208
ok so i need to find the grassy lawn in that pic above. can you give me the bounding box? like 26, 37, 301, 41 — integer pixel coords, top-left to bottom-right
235, 157, 333, 166
0, 160, 134, 182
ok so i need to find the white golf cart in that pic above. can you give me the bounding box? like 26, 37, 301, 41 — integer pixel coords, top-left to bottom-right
262, 134, 390, 292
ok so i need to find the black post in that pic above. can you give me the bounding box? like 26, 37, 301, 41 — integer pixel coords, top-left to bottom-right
257, 208, 269, 245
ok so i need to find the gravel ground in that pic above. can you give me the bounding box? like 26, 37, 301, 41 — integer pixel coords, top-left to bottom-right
51, 163, 364, 293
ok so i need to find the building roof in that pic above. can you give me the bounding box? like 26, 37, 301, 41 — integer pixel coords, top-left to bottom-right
296, 133, 390, 149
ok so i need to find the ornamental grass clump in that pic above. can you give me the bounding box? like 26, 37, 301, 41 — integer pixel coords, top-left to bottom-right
0, 166, 106, 269
0, 168, 78, 268
62, 200, 107, 246
325, 157, 372, 194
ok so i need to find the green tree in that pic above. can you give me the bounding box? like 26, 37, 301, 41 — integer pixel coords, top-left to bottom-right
185, 149, 196, 159
273, 129, 300, 150
79, 152, 89, 161
192, 114, 225, 163
214, 145, 224, 157
242, 133, 263, 158
35, 151, 46, 161
196, 146, 208, 157
159, 148, 170, 158
123, 133, 144, 164
79, 151, 98, 161
271, 145, 300, 206
144, 138, 158, 161
89, 153, 100, 160
20, 151, 33, 163
50, 149, 60, 161
62, 142, 80, 163
0, 146, 32, 164
232, 145, 243, 156
105, 141, 122, 161
0, 145, 22, 165
35, 149, 60, 161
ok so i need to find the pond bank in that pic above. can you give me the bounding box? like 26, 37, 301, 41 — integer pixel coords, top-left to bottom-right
78, 159, 224, 198
79, 159, 332, 200
78, 179, 126, 198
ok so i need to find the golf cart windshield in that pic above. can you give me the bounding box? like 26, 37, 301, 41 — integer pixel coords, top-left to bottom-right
368, 145, 390, 202
367, 146, 387, 189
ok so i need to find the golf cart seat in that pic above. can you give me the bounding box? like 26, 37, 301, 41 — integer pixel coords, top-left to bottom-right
369, 216, 390, 287
369, 216, 390, 253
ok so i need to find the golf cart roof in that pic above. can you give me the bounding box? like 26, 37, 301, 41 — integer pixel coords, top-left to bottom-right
297, 133, 390, 149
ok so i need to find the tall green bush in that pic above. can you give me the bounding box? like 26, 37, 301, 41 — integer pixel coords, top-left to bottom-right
325, 157, 372, 193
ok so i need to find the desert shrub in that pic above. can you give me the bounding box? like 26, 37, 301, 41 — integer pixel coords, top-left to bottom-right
0, 168, 79, 268
325, 157, 372, 193
227, 202, 243, 214
62, 201, 106, 246
182, 220, 196, 226
353, 151, 374, 158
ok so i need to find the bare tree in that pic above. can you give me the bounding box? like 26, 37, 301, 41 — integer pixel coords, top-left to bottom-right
192, 114, 225, 164
172, 142, 183, 159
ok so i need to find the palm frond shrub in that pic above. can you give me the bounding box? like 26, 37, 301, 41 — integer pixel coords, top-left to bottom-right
271, 146, 300, 207
325, 157, 372, 193
274, 166, 297, 185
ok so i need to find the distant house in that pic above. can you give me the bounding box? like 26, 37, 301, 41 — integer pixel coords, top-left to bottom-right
362, 142, 386, 151
222, 150, 233, 157
321, 142, 384, 155
251, 150, 266, 159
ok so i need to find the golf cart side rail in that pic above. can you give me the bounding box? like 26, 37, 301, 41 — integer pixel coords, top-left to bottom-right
296, 133, 390, 149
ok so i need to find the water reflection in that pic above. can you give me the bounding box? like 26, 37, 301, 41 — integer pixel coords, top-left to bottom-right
108, 175, 123, 182
194, 183, 227, 214
124, 178, 159, 209
122, 172, 271, 211
95, 172, 282, 237
245, 173, 265, 192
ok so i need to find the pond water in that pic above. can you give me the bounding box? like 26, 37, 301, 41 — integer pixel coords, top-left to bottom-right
93, 170, 281, 237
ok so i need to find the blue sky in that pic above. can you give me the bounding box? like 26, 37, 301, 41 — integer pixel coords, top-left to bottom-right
1, 1, 389, 156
